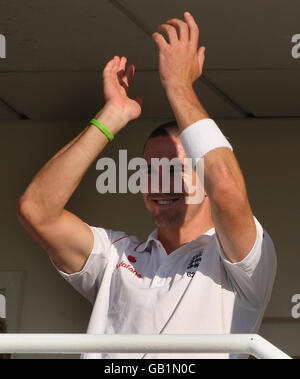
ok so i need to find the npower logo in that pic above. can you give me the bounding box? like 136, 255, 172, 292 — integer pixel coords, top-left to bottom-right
0, 34, 6, 59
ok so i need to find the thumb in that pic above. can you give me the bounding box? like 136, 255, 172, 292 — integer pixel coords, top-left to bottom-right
134, 96, 144, 109
197, 46, 206, 72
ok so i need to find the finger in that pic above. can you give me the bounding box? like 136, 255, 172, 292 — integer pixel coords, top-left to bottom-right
197, 46, 206, 71
112, 56, 121, 73
158, 24, 178, 45
166, 18, 189, 42
117, 57, 128, 87
103, 57, 115, 76
117, 69, 129, 94
117, 61, 133, 92
126, 64, 135, 86
119, 66, 132, 92
152, 32, 169, 50
119, 56, 127, 72
184, 12, 199, 47
117, 75, 129, 95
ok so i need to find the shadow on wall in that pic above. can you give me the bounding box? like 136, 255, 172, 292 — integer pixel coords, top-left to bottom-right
0, 318, 10, 359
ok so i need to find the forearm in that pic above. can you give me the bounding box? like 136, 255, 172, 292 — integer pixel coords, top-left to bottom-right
19, 103, 127, 225
165, 84, 241, 195
165, 84, 209, 129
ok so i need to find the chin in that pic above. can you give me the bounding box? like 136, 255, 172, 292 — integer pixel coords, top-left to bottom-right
153, 214, 184, 229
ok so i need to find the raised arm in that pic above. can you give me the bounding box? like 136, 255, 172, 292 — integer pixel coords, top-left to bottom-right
17, 56, 143, 274
152, 12, 256, 263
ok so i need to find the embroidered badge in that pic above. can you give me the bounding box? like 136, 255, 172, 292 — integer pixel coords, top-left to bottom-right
187, 251, 203, 270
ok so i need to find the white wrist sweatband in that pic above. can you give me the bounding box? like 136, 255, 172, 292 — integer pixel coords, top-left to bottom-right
179, 119, 233, 160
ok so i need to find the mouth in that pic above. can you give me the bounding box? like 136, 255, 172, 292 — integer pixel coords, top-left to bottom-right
150, 196, 182, 208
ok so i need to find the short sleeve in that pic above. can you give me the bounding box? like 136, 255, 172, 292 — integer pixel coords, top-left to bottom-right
216, 217, 277, 309
51, 226, 127, 304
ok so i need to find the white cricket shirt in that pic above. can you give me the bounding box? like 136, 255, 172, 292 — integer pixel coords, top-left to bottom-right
53, 119, 277, 359
54, 216, 276, 359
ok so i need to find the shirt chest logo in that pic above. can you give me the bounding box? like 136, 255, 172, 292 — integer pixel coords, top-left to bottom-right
115, 255, 142, 279
186, 251, 204, 277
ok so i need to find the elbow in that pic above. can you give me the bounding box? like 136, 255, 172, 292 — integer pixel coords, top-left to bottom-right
17, 193, 60, 229
209, 174, 248, 210
17, 195, 33, 225
17, 195, 44, 228
205, 155, 248, 207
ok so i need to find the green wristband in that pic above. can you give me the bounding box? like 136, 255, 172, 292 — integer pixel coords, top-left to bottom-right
90, 119, 115, 142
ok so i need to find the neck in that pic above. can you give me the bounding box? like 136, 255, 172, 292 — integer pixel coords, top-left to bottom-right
157, 201, 214, 255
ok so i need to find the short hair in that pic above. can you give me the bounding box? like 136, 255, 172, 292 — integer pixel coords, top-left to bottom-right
143, 121, 179, 151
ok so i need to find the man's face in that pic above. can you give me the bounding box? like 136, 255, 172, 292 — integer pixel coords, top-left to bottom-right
143, 135, 204, 229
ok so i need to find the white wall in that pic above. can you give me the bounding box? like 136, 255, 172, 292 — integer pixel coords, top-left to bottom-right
0, 118, 299, 358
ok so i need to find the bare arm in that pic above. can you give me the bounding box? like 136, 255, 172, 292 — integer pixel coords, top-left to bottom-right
153, 12, 256, 263
17, 56, 143, 274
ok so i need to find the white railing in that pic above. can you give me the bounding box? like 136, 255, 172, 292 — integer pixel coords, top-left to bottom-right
0, 334, 292, 359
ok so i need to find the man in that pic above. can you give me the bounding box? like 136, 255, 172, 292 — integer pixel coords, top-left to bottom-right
17, 13, 277, 359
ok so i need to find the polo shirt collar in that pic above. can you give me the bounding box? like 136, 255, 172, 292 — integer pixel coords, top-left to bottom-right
136, 227, 216, 253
